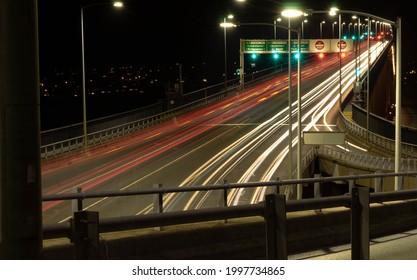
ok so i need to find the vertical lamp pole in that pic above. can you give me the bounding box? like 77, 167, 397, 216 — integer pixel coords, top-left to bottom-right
287, 17, 293, 181
221, 15, 234, 89
223, 17, 228, 87
81, 7, 87, 148
320, 21, 325, 38
81, 1, 123, 148
395, 17, 402, 190
301, 19, 307, 39
282, 9, 303, 198
366, 17, 371, 142
296, 27, 302, 199
339, 12, 342, 108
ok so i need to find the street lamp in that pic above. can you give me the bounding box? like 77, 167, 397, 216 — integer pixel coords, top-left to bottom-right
301, 19, 308, 39
348, 22, 353, 38
275, 17, 282, 39
320, 21, 325, 38
281, 8, 303, 199
220, 14, 235, 88
332, 21, 337, 38
81, 1, 123, 148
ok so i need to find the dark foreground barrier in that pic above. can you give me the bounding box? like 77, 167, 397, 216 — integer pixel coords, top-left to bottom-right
42, 186, 417, 260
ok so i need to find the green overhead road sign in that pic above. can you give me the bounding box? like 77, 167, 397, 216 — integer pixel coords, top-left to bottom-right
244, 40, 267, 52
243, 39, 310, 53
291, 41, 309, 52
268, 41, 287, 52
242, 39, 340, 53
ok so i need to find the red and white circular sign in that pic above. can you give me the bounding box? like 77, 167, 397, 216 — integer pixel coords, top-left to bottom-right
337, 40, 347, 50
315, 41, 325, 50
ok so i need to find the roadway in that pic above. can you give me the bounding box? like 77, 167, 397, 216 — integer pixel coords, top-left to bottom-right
41, 40, 389, 225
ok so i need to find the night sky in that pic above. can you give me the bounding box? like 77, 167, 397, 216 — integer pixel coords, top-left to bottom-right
38, 0, 415, 73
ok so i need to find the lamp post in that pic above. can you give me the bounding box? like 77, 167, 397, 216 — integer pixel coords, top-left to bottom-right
320, 21, 325, 38
301, 19, 307, 39
281, 8, 303, 199
81, 1, 123, 148
348, 23, 352, 38
222, 14, 234, 88
220, 15, 236, 89
332, 21, 337, 38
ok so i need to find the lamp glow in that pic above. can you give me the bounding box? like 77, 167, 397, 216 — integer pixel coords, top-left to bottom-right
220, 23, 236, 28
281, 9, 303, 18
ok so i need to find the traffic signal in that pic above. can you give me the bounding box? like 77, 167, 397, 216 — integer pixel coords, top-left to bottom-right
272, 53, 279, 60
251, 53, 258, 60
294, 52, 300, 60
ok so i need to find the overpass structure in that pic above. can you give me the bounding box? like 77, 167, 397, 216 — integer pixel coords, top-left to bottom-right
2, 3, 415, 260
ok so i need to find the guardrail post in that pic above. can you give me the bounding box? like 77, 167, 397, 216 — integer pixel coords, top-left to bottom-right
314, 174, 321, 198
264, 194, 287, 260
70, 211, 100, 260
348, 172, 356, 193
219, 180, 229, 223
153, 183, 163, 231
314, 174, 322, 213
350, 187, 370, 260
274, 177, 280, 194
374, 171, 382, 193
72, 187, 83, 213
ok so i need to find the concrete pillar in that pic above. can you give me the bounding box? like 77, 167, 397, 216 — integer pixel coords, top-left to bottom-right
0, 0, 42, 259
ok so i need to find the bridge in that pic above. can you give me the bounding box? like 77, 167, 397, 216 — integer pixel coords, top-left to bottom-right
39, 37, 417, 259
1, 4, 416, 260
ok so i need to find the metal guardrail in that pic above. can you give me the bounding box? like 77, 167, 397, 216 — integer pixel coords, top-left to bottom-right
42, 172, 417, 259
316, 146, 417, 172
340, 97, 417, 160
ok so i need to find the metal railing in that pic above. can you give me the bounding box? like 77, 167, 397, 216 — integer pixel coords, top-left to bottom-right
43, 171, 417, 259
316, 146, 417, 172
340, 100, 417, 159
